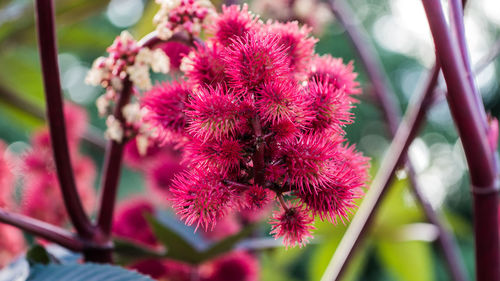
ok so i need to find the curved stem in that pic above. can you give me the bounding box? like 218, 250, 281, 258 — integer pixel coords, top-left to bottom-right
422, 2, 499, 280
321, 64, 440, 281
0, 208, 83, 252
328, 1, 467, 280
34, 0, 94, 239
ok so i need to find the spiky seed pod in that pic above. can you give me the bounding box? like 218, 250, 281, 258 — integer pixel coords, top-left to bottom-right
265, 21, 318, 77
170, 169, 235, 231
210, 4, 260, 46
270, 203, 315, 248
185, 138, 245, 176
309, 54, 361, 96
306, 78, 353, 133
182, 40, 227, 86
223, 32, 290, 93
141, 80, 191, 141
185, 85, 245, 141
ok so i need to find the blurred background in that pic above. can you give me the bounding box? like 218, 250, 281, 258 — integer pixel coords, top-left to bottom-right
0, 0, 499, 280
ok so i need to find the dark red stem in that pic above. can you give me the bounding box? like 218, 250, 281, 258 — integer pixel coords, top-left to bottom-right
328, 0, 467, 280
34, 0, 94, 239
251, 116, 266, 186
0, 208, 83, 251
321, 64, 440, 281
96, 78, 133, 238
422, 2, 499, 280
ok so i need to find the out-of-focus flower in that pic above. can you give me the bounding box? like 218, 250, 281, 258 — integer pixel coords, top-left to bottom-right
0, 141, 15, 208
200, 251, 259, 281
113, 198, 158, 248
0, 224, 25, 268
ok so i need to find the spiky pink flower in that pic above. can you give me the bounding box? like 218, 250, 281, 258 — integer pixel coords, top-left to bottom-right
182, 40, 227, 86
0, 224, 25, 268
112, 198, 158, 247
297, 164, 363, 224
200, 251, 259, 281
185, 85, 246, 141
210, 4, 260, 46
280, 133, 341, 193
270, 203, 314, 248
305, 79, 353, 133
141, 80, 192, 141
185, 138, 245, 175
223, 32, 290, 92
170, 169, 235, 231
266, 21, 317, 77
243, 185, 271, 210
309, 54, 361, 96
255, 79, 305, 126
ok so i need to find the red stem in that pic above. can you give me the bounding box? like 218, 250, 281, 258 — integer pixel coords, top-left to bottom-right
251, 116, 266, 186
328, 1, 467, 280
96, 78, 133, 238
422, 2, 499, 280
34, 0, 94, 239
0, 208, 83, 251
321, 64, 440, 281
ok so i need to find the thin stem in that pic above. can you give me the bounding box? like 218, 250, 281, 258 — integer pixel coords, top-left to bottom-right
251, 116, 266, 186
277, 194, 289, 211
448, 0, 487, 131
321, 64, 440, 281
138, 30, 200, 49
422, 2, 499, 281
96, 78, 133, 238
0, 208, 83, 251
34, 0, 94, 239
328, 1, 467, 280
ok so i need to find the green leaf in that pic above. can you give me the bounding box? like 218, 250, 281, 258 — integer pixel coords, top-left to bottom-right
376, 239, 433, 281
113, 238, 165, 266
26, 245, 51, 265
145, 214, 200, 263
199, 224, 255, 261
27, 263, 154, 281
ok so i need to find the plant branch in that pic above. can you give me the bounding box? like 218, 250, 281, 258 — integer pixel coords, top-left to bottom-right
321, 64, 440, 281
422, 2, 499, 280
96, 78, 133, 238
251, 116, 266, 186
34, 0, 94, 239
0, 208, 83, 251
328, 1, 467, 280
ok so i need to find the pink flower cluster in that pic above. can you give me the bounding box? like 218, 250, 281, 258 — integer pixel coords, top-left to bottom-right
141, 4, 369, 248
21, 103, 96, 226
0, 141, 25, 268
113, 198, 259, 281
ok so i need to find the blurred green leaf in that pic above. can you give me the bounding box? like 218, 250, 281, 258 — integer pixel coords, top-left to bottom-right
199, 224, 254, 261
113, 238, 165, 266
26, 244, 51, 265
376, 240, 433, 281
146, 213, 200, 263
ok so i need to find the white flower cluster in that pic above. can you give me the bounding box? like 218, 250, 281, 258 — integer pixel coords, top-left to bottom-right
153, 0, 216, 40
85, 30, 169, 143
